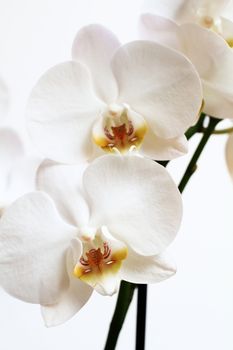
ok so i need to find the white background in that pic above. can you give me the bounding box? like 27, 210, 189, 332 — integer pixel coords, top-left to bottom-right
0, 0, 232, 349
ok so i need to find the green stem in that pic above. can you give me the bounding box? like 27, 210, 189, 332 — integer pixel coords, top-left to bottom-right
179, 117, 221, 193
104, 281, 136, 350
185, 113, 206, 140
136, 285, 147, 350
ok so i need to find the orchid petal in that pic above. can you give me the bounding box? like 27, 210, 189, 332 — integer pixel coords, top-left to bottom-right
41, 278, 92, 327
2, 155, 41, 207
140, 128, 188, 160
142, 0, 231, 24
41, 245, 92, 327
0, 128, 24, 168
0, 128, 24, 201
26, 61, 104, 163
222, 1, 233, 23
37, 160, 89, 227
84, 155, 182, 256
139, 13, 183, 51
72, 24, 120, 103
221, 17, 233, 44
179, 23, 233, 119
142, 0, 192, 23
121, 248, 176, 284
112, 40, 202, 138
0, 192, 77, 304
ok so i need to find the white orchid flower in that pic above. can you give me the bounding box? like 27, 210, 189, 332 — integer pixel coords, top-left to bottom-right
226, 133, 233, 179
0, 155, 182, 326
0, 128, 41, 215
142, 0, 233, 40
26, 24, 202, 163
140, 2, 233, 120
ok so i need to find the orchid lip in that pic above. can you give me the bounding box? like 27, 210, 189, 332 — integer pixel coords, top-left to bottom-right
92, 103, 148, 154
72, 226, 128, 296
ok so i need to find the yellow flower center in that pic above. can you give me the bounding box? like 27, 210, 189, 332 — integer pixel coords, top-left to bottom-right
92, 103, 147, 154
73, 230, 128, 295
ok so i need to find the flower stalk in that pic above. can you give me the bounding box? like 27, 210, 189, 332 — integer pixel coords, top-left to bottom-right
136, 285, 147, 350
179, 116, 221, 193
185, 113, 206, 140
104, 281, 136, 350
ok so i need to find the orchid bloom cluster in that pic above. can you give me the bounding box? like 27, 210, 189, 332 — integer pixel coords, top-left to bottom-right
0, 0, 232, 335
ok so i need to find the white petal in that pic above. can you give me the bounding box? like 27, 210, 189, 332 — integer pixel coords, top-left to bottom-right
93, 275, 121, 297
139, 14, 183, 51
0, 77, 9, 118
226, 134, 233, 179
37, 160, 90, 227
41, 278, 92, 327
0, 192, 77, 304
72, 24, 120, 103
0, 128, 24, 168
140, 128, 188, 160
121, 249, 176, 284
221, 17, 233, 43
0, 128, 24, 202
142, 0, 191, 23
112, 40, 202, 138
84, 155, 182, 256
41, 246, 93, 327
193, 0, 231, 19
1, 155, 41, 207
222, 1, 233, 22
26, 61, 104, 163
179, 23, 233, 119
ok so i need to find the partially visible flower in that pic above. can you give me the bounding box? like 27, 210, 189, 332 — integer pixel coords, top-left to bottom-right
0, 77, 41, 212
226, 133, 233, 179
0, 155, 182, 326
26, 24, 202, 163
0, 128, 41, 215
0, 75, 9, 119
140, 4, 233, 120
142, 0, 233, 41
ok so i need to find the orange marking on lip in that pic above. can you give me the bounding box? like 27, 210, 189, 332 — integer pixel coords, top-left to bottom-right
73, 245, 128, 282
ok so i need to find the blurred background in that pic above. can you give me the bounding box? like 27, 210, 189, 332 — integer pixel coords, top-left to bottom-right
0, 0, 232, 349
